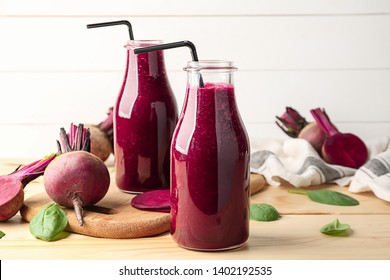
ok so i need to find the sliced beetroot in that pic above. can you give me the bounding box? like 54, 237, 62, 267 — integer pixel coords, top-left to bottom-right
144, 207, 170, 213
0, 177, 24, 221
0, 154, 56, 222
131, 189, 170, 212
310, 108, 368, 169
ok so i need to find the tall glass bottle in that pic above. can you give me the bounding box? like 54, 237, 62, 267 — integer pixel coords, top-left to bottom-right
170, 61, 250, 251
114, 40, 178, 193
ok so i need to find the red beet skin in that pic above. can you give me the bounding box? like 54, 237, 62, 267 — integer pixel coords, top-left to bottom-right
310, 108, 368, 169
44, 151, 110, 226
0, 176, 24, 221
44, 151, 110, 209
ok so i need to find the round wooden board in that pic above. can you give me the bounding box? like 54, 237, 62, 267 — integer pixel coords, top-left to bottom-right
20, 173, 266, 239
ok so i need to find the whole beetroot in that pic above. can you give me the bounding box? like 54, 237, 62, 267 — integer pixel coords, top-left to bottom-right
85, 107, 114, 162
44, 124, 110, 225
276, 106, 325, 153
85, 124, 113, 162
44, 151, 110, 225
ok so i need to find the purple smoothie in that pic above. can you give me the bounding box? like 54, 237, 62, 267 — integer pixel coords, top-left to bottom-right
114, 41, 178, 193
170, 82, 250, 251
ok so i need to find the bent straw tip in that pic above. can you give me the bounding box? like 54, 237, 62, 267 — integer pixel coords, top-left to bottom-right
85, 20, 134, 40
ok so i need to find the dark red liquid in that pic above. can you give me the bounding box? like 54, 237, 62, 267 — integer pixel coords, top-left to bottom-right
114, 42, 178, 193
170, 83, 250, 250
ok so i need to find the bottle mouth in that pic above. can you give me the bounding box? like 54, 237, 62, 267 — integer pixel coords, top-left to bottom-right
124, 40, 164, 48
184, 60, 237, 72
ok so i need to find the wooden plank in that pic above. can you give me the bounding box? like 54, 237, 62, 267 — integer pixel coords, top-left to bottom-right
2, 0, 390, 16
19, 174, 264, 239
1, 69, 389, 159
0, 124, 63, 159
0, 15, 389, 71
1, 122, 389, 159
0, 72, 121, 125
0, 163, 389, 260
251, 183, 390, 215
1, 214, 390, 259
235, 69, 390, 123
246, 123, 390, 144
1, 70, 389, 124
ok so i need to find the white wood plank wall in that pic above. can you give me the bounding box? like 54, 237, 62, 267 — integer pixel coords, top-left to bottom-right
1, 0, 390, 159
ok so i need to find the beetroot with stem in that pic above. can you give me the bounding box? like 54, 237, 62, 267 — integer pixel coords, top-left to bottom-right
0, 154, 56, 221
44, 123, 110, 226
276, 106, 325, 153
85, 107, 114, 162
276, 106, 308, 137
310, 108, 368, 169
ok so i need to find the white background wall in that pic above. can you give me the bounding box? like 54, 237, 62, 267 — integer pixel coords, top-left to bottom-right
1, 0, 390, 159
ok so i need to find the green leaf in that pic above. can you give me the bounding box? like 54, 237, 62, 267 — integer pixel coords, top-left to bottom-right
320, 219, 350, 235
250, 203, 280, 221
29, 203, 68, 241
0, 230, 5, 239
288, 189, 359, 206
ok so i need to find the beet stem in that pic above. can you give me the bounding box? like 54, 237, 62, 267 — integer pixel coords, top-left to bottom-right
75, 123, 84, 151
97, 107, 114, 150
98, 107, 114, 133
58, 124, 91, 153
56, 140, 62, 153
11, 154, 57, 186
82, 129, 91, 152
275, 107, 309, 138
60, 127, 72, 153
69, 124, 77, 149
275, 119, 297, 138
310, 108, 339, 137
72, 196, 84, 226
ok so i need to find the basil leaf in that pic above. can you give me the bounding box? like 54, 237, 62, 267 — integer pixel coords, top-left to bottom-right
306, 190, 359, 206
321, 219, 350, 235
250, 203, 280, 221
29, 203, 68, 241
0, 230, 5, 239
288, 189, 359, 206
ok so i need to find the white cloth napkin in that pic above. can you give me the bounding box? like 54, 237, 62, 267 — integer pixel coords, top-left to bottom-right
250, 137, 390, 202
349, 149, 390, 202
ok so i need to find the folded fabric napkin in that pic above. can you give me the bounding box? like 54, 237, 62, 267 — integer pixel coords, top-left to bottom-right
349, 149, 390, 202
250, 137, 390, 202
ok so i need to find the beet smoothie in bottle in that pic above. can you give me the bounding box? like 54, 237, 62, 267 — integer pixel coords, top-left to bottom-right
170, 61, 250, 251
114, 40, 178, 193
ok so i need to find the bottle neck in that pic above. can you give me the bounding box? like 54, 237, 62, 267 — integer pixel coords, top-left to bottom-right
185, 60, 236, 88
125, 40, 168, 79
184, 76, 237, 123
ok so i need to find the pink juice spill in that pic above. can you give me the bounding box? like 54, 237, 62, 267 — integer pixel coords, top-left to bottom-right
114, 41, 178, 193
170, 82, 250, 251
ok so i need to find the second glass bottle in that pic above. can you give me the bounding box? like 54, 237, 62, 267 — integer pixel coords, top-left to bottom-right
170, 60, 250, 251
114, 40, 178, 193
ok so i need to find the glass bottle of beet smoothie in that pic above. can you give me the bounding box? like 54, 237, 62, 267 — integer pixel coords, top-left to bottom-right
170, 60, 250, 251
114, 40, 178, 193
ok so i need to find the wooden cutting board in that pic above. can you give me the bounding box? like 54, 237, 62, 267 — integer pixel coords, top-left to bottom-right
20, 173, 266, 239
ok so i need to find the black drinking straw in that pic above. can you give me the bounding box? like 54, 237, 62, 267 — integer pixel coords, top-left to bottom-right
134, 40, 204, 87
86, 20, 134, 40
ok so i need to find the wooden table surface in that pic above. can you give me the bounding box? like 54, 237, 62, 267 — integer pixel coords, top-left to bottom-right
1, 158, 390, 260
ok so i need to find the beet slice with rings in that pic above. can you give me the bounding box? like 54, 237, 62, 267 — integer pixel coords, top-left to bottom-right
131, 189, 170, 212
